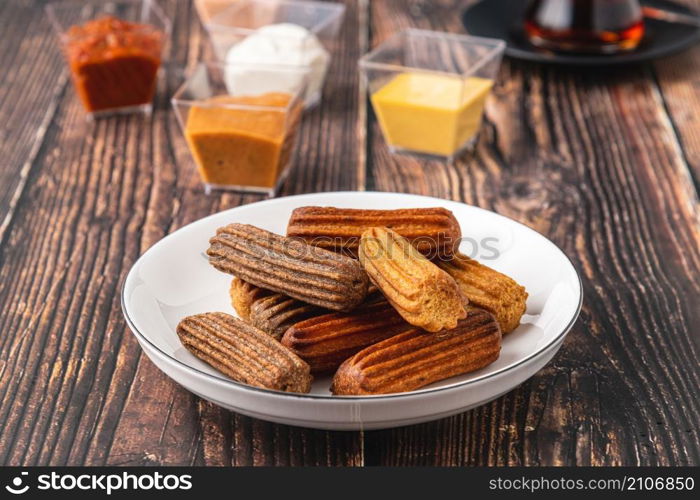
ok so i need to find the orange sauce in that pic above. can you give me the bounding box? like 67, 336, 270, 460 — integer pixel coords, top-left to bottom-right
184, 93, 301, 188
65, 16, 164, 112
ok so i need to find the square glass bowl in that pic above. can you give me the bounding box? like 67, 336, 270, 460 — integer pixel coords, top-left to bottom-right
194, 0, 234, 24
204, 0, 345, 106
359, 29, 505, 161
46, 0, 171, 118
172, 62, 308, 196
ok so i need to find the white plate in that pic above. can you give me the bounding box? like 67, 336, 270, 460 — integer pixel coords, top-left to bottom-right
121, 192, 582, 430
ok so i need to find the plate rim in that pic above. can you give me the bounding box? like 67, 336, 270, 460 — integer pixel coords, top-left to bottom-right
120, 191, 583, 401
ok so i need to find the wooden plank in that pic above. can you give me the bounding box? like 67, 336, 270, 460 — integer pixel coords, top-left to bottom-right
0, 0, 68, 245
226, 413, 363, 466
109, 0, 368, 466
653, 0, 700, 185
2, 0, 698, 468
0, 0, 365, 466
364, 0, 700, 466
192, 0, 368, 466
278, 2, 367, 195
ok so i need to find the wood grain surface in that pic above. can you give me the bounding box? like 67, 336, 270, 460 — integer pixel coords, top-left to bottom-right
0, 0, 698, 467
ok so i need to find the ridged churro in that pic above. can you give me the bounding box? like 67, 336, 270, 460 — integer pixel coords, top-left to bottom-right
229, 277, 272, 320
359, 227, 468, 331
208, 223, 369, 311
177, 312, 312, 393
287, 206, 461, 258
281, 299, 408, 373
249, 293, 325, 340
332, 308, 501, 395
435, 252, 527, 334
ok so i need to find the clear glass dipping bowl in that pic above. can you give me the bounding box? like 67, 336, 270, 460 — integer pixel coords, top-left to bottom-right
359, 29, 505, 162
172, 62, 308, 196
204, 0, 345, 107
46, 0, 171, 118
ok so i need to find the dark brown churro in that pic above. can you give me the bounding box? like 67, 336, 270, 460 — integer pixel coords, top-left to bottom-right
207, 223, 369, 311
177, 312, 312, 393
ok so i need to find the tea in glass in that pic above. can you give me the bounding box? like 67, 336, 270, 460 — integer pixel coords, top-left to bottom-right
524, 0, 645, 53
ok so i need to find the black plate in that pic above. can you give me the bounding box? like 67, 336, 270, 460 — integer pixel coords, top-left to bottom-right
462, 0, 700, 66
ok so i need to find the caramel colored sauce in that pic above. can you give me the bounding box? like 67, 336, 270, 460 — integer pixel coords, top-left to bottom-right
184, 93, 302, 189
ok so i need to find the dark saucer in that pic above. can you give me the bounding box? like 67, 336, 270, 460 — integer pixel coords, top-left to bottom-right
461, 0, 700, 66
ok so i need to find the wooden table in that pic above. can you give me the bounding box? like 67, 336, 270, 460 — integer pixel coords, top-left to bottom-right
1, 0, 698, 466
